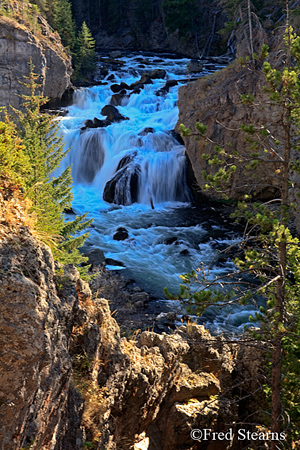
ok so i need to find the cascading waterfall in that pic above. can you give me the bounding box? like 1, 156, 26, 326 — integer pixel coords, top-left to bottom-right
71, 129, 106, 183
57, 52, 260, 333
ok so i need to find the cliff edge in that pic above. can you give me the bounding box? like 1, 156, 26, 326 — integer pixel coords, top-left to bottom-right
0, 15, 72, 110
0, 186, 264, 449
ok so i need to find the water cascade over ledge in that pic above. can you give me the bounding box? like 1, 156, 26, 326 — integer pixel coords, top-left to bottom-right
57, 53, 260, 333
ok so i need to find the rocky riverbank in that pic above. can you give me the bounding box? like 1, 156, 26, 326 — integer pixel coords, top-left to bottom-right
0, 187, 265, 450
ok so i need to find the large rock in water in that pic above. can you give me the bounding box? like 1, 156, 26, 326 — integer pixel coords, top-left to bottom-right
0, 16, 72, 111
101, 104, 129, 122
103, 151, 141, 205
103, 163, 141, 205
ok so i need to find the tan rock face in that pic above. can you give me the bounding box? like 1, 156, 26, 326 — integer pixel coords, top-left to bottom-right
0, 218, 265, 449
177, 61, 287, 202
0, 16, 72, 110
0, 228, 83, 450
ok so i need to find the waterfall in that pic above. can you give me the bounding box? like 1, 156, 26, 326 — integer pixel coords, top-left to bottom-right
56, 53, 254, 333
72, 129, 106, 184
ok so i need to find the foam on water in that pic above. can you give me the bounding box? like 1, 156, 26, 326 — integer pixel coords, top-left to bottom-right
58, 52, 258, 333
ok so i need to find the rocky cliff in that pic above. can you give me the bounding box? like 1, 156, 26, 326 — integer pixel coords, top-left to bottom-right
0, 187, 264, 450
0, 15, 72, 110
176, 28, 300, 207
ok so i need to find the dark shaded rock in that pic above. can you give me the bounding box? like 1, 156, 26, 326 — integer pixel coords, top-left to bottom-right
111, 82, 130, 93
93, 117, 112, 127
113, 227, 129, 241
64, 207, 76, 215
116, 151, 138, 171
164, 237, 178, 245
155, 80, 178, 97
60, 86, 75, 107
165, 79, 178, 89
150, 69, 166, 79
84, 119, 96, 128
138, 127, 155, 136
130, 74, 152, 90
84, 248, 105, 266
103, 163, 141, 205
110, 92, 129, 107
180, 249, 190, 256
140, 73, 153, 84
105, 258, 126, 267
101, 104, 129, 122
187, 59, 205, 73
110, 50, 122, 58
131, 83, 144, 91
107, 74, 115, 81
168, 129, 184, 145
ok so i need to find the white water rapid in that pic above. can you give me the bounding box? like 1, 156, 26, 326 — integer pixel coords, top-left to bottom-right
57, 53, 260, 333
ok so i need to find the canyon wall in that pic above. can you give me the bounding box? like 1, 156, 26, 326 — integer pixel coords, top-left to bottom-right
176, 29, 300, 209
0, 188, 263, 450
0, 16, 72, 110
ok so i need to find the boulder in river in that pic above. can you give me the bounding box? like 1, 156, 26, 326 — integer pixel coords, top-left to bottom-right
164, 237, 178, 245
110, 92, 130, 107
150, 69, 167, 79
93, 117, 112, 127
103, 163, 141, 205
83, 117, 112, 130
101, 105, 129, 122
138, 127, 155, 136
187, 59, 205, 73
116, 151, 138, 171
155, 79, 178, 96
113, 227, 129, 241
110, 50, 122, 59
130, 74, 153, 90
111, 82, 130, 93
105, 258, 126, 267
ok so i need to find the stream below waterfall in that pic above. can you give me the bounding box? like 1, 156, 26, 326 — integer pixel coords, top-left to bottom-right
57, 52, 260, 333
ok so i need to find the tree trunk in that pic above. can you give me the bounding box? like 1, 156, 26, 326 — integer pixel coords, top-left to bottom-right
247, 0, 254, 56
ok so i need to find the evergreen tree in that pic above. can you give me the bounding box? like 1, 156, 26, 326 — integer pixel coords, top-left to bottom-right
162, 0, 199, 36
73, 21, 97, 81
13, 64, 92, 267
167, 26, 300, 448
0, 115, 31, 188
52, 0, 76, 51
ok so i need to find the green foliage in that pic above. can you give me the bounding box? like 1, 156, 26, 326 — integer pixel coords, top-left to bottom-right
73, 21, 97, 82
52, 0, 76, 51
174, 27, 300, 443
0, 116, 31, 188
162, 0, 199, 37
12, 64, 92, 269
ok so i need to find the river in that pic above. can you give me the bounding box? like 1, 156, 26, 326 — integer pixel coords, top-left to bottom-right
57, 52, 259, 333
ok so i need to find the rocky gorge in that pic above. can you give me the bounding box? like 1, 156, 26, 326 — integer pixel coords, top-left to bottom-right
0, 187, 265, 450
1, 1, 299, 449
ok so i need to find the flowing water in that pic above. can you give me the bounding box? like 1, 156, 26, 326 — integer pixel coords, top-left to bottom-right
57, 53, 260, 333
